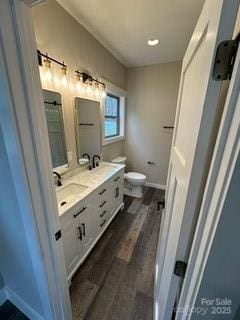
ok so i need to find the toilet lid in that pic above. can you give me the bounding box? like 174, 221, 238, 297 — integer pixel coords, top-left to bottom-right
125, 172, 146, 181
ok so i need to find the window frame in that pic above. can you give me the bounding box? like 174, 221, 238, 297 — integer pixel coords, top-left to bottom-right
104, 93, 120, 138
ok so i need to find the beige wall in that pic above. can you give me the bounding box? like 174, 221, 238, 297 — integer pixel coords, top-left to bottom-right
126, 62, 181, 187
32, 0, 126, 170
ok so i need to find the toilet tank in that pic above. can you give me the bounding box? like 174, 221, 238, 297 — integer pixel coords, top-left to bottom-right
111, 156, 127, 165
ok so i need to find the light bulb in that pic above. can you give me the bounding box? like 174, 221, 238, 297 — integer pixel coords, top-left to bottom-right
44, 58, 52, 83
102, 90, 106, 98
45, 69, 52, 83
39, 66, 45, 83
76, 81, 82, 92
86, 85, 91, 95
61, 66, 68, 87
95, 87, 100, 98
94, 83, 100, 98
76, 73, 83, 92
61, 75, 68, 87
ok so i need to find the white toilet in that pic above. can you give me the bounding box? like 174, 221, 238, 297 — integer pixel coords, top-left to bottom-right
111, 156, 146, 198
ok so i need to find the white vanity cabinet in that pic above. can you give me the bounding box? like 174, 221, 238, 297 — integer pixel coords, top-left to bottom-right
60, 167, 124, 281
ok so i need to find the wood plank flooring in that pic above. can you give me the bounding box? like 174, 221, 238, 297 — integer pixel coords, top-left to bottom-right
70, 187, 164, 320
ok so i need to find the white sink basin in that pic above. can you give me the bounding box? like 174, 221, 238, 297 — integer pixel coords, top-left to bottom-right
56, 183, 88, 207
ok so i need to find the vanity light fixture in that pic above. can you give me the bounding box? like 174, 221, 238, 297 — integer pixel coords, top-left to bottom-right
147, 39, 159, 46
37, 50, 68, 86
75, 70, 106, 99
37, 50, 106, 99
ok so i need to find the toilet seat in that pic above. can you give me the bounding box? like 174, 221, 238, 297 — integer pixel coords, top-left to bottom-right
124, 172, 146, 183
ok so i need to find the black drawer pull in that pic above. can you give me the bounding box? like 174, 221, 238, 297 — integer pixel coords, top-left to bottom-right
100, 210, 107, 218
99, 188, 106, 195
100, 219, 107, 228
78, 226, 82, 240
81, 223, 86, 236
73, 206, 87, 218
99, 201, 107, 208
114, 176, 120, 182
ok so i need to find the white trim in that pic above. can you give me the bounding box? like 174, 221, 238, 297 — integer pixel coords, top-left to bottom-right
103, 135, 125, 146
102, 79, 127, 97
23, 0, 46, 7
0, 1, 71, 319
176, 34, 240, 320
5, 287, 44, 320
0, 288, 7, 306
154, 1, 239, 319
145, 182, 166, 190
101, 79, 127, 147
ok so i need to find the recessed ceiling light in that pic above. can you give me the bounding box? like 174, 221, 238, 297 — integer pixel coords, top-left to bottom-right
147, 39, 159, 46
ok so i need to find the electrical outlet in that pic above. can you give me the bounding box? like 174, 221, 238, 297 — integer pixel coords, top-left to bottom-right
67, 151, 72, 162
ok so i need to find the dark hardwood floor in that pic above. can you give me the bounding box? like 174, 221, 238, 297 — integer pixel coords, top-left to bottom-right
70, 187, 164, 320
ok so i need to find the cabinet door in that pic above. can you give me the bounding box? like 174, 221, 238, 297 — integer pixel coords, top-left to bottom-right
61, 215, 81, 277
77, 204, 94, 256
111, 171, 124, 211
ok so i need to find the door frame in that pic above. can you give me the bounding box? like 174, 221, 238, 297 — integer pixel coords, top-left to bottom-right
175, 35, 240, 320
0, 0, 72, 319
154, 1, 240, 319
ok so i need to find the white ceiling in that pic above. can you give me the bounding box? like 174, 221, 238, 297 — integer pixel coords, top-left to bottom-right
57, 0, 205, 67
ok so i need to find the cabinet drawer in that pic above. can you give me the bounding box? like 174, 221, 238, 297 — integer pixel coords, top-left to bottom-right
111, 170, 124, 187
72, 203, 90, 220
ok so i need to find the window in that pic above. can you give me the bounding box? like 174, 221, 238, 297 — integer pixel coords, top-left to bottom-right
104, 93, 120, 138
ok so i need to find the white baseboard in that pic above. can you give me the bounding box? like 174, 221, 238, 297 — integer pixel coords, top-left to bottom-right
145, 182, 166, 190
5, 286, 44, 320
0, 287, 7, 306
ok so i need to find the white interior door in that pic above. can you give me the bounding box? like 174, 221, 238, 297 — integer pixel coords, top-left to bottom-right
154, 1, 239, 319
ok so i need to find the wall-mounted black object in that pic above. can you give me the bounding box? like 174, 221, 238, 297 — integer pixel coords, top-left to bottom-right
212, 34, 239, 81
79, 123, 94, 126
163, 126, 174, 129
55, 230, 62, 241
147, 161, 156, 165
174, 260, 187, 278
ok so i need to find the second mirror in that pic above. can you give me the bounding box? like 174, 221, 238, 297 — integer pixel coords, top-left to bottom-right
75, 98, 101, 165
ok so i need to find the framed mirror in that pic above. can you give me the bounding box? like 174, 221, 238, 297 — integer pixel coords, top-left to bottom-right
75, 98, 101, 165
43, 90, 68, 171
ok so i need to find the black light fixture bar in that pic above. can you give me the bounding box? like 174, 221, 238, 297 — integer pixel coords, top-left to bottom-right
75, 70, 105, 88
37, 50, 67, 68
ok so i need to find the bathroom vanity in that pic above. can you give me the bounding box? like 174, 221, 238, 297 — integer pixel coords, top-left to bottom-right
42, 89, 125, 282
56, 162, 124, 282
